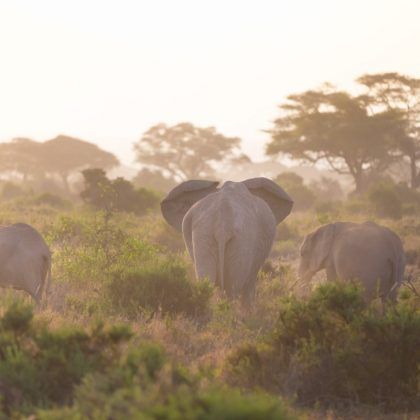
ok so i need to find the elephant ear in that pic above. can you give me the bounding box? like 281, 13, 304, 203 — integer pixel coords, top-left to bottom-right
308, 223, 336, 271
243, 177, 294, 224
161, 180, 219, 231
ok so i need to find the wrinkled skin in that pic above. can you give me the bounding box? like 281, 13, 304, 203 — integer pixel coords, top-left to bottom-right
299, 221, 405, 305
0, 223, 51, 304
161, 178, 293, 304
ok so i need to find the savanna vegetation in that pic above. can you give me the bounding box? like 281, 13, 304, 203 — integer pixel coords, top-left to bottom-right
0, 71, 419, 418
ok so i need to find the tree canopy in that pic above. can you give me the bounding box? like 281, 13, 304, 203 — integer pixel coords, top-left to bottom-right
267, 86, 406, 193
357, 72, 420, 188
133, 122, 245, 181
0, 135, 119, 190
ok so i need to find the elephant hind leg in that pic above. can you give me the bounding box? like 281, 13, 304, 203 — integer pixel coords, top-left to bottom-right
193, 245, 217, 286
225, 247, 253, 300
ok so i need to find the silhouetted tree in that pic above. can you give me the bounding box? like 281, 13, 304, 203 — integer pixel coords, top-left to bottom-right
80, 169, 159, 215
267, 87, 405, 193
134, 122, 243, 181
357, 72, 420, 189
43, 135, 119, 190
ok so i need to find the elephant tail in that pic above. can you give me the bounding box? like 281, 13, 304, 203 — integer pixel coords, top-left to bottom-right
217, 236, 225, 293
215, 229, 233, 295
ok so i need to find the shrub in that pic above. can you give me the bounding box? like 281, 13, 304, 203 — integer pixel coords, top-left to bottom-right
37, 362, 297, 420
106, 259, 213, 318
80, 168, 160, 215
227, 283, 420, 411
47, 213, 157, 284
0, 302, 132, 414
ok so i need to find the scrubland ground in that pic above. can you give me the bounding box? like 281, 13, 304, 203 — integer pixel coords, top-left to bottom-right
0, 199, 419, 419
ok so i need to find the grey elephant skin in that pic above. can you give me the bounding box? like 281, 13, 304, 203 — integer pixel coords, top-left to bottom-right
0, 223, 51, 304
161, 178, 293, 302
299, 221, 405, 304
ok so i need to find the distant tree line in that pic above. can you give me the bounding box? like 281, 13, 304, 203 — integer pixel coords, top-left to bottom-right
0, 135, 119, 191
1, 71, 419, 200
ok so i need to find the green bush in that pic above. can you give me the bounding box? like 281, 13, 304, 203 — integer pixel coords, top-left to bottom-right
80, 168, 160, 215
0, 302, 132, 414
37, 362, 297, 420
227, 283, 420, 411
47, 213, 157, 284
106, 259, 213, 318
0, 303, 296, 418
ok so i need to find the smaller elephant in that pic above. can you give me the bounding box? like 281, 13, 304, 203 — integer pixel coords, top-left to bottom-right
0, 223, 51, 304
299, 221, 405, 304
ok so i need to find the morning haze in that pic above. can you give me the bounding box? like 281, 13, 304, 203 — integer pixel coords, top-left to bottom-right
0, 1, 419, 418
1, 0, 419, 164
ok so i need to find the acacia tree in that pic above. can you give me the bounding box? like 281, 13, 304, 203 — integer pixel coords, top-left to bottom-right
134, 122, 244, 181
267, 88, 405, 193
42, 135, 119, 190
357, 72, 420, 188
0, 138, 45, 181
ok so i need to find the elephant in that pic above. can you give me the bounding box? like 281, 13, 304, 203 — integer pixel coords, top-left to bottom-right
161, 178, 293, 303
298, 221, 405, 305
0, 223, 51, 304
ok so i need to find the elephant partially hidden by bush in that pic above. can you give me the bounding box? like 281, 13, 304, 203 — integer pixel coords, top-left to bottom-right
161, 178, 293, 303
299, 221, 405, 305
0, 223, 51, 303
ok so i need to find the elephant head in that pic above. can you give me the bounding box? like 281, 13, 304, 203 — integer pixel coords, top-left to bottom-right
161, 177, 293, 231
299, 223, 336, 281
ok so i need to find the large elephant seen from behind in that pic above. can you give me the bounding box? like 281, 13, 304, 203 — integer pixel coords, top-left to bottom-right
161, 178, 293, 303
299, 221, 405, 305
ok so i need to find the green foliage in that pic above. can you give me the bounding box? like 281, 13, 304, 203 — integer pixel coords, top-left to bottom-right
47, 213, 158, 285
227, 283, 420, 411
81, 168, 160, 215
37, 365, 296, 420
0, 302, 297, 418
275, 172, 315, 211
0, 303, 132, 414
1, 301, 33, 333
106, 259, 213, 318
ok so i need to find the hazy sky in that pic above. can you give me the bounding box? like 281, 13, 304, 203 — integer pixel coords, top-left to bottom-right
1, 0, 419, 165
